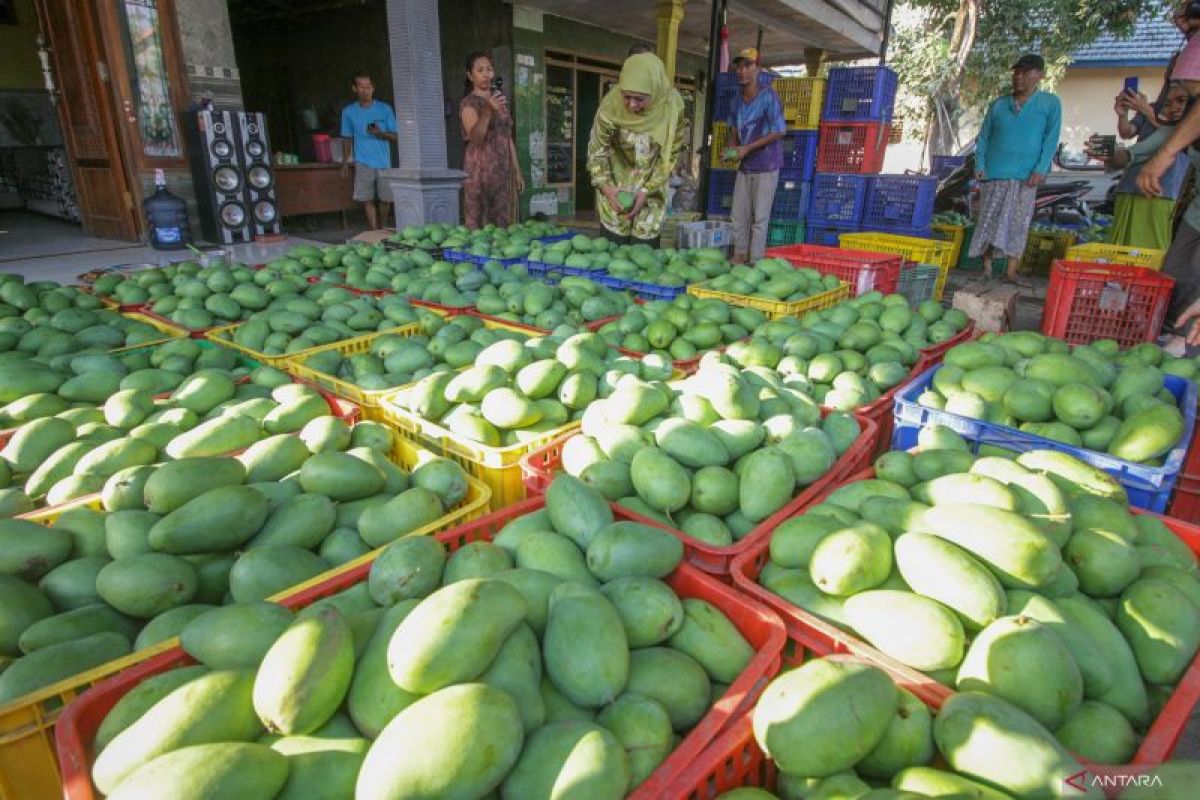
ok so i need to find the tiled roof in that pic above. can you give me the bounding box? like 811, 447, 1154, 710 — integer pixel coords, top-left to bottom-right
1072, 14, 1182, 66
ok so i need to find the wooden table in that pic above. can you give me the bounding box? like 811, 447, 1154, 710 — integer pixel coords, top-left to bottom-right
273, 163, 356, 227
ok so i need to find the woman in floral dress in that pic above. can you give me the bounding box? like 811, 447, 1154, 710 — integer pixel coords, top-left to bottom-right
460, 52, 524, 228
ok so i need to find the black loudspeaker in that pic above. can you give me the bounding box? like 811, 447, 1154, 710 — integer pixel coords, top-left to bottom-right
184, 109, 252, 245
234, 111, 282, 239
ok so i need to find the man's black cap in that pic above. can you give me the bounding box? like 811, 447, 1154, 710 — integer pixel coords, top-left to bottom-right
1012, 54, 1046, 72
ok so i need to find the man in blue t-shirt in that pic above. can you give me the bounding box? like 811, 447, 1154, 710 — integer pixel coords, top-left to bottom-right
340, 72, 398, 230
726, 48, 787, 263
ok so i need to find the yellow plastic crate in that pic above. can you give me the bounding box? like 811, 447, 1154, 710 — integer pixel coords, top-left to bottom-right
1021, 228, 1077, 276
378, 391, 581, 509
687, 280, 851, 320
710, 123, 738, 169
837, 231, 955, 299
107, 311, 187, 353
284, 319, 536, 412
206, 323, 424, 369
1065, 242, 1166, 270
775, 77, 825, 130
0, 438, 488, 800
931, 223, 966, 271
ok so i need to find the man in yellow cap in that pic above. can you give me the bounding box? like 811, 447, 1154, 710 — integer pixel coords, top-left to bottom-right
726, 47, 786, 263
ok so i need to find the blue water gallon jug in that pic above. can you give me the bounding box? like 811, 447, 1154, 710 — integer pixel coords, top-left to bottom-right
144, 169, 191, 250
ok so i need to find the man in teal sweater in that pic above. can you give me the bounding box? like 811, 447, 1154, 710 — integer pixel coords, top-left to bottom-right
968, 54, 1062, 285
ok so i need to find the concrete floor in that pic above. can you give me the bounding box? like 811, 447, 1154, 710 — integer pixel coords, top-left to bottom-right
0, 210, 323, 283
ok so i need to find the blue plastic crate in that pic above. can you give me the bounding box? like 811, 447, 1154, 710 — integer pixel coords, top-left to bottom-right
930, 155, 966, 179
713, 72, 774, 122
822, 66, 898, 122
713, 73, 740, 122
808, 173, 870, 226
596, 273, 687, 300
442, 248, 475, 263
534, 231, 574, 244
779, 131, 819, 181
863, 175, 938, 231
806, 221, 860, 247
707, 168, 737, 216
525, 259, 603, 279
891, 366, 1198, 513
771, 175, 810, 221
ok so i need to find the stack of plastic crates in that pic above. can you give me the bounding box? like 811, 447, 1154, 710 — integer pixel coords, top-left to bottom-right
1065, 241, 1165, 270
896, 263, 941, 304
1040, 260, 1175, 347
861, 174, 938, 236
775, 77, 824, 129
706, 169, 737, 217
770, 173, 809, 221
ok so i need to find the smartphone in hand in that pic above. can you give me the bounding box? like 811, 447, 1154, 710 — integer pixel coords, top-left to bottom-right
1123, 76, 1139, 96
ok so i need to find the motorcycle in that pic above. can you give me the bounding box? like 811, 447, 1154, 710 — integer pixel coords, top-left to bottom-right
934, 151, 1098, 228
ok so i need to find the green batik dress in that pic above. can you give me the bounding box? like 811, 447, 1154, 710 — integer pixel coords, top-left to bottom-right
586, 107, 686, 239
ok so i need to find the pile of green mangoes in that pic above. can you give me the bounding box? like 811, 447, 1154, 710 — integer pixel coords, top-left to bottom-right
0, 417, 472, 705
0, 276, 175, 353
82, 474, 754, 799
441, 221, 569, 261
721, 293, 970, 411
0, 340, 284, 514
474, 275, 633, 330
594, 295, 767, 362
918, 332, 1190, 465
388, 332, 673, 447
301, 314, 532, 393
694, 258, 845, 304
528, 235, 730, 287
92, 259, 315, 331
558, 358, 863, 547
213, 287, 433, 358
756, 425, 1200, 767
740, 654, 1124, 800
931, 211, 970, 228
387, 222, 460, 251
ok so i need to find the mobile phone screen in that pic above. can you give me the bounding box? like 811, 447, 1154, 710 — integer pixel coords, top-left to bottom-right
1124, 76, 1139, 94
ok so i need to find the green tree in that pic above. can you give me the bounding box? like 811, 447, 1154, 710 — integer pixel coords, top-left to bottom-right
891, 0, 1161, 159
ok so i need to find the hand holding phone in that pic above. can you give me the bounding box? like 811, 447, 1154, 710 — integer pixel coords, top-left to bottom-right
1123, 76, 1139, 96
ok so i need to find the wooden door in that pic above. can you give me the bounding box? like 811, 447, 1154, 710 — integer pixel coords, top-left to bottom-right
35, 0, 140, 241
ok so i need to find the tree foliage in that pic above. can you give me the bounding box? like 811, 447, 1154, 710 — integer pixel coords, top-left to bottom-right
891, 0, 1163, 155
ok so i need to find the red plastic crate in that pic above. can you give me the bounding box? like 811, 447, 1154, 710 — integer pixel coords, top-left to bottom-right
729, 464, 1200, 765
518, 411, 878, 576
55, 497, 786, 800
816, 121, 889, 174
1040, 260, 1175, 348
1168, 420, 1200, 523
913, 322, 978, 373
765, 242, 902, 296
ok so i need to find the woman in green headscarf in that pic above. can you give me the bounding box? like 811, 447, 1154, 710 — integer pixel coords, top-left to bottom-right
587, 53, 687, 244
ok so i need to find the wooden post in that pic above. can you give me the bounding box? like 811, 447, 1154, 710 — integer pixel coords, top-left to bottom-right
804, 47, 825, 77
656, 0, 687, 82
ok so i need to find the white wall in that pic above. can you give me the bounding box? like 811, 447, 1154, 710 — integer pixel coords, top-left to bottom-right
1057, 65, 1168, 152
